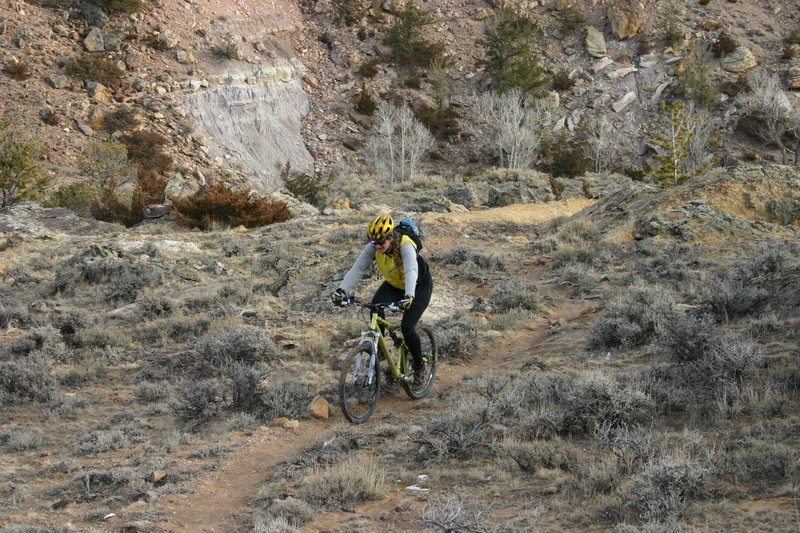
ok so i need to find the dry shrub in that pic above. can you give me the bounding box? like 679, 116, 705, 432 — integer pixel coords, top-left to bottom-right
121, 131, 172, 174
561, 373, 657, 435
589, 283, 680, 349
3, 61, 32, 81
170, 180, 290, 229
434, 246, 506, 271
414, 104, 461, 140
262, 498, 315, 527
415, 402, 494, 460
623, 455, 711, 523
0, 426, 45, 452
258, 379, 313, 420
135, 381, 169, 403
420, 493, 494, 533
658, 312, 716, 363
693, 271, 769, 320
715, 437, 796, 487
501, 436, 577, 472
552, 70, 575, 91
103, 106, 140, 133
65, 54, 125, 87
297, 454, 385, 509
594, 423, 659, 475
172, 380, 225, 425
75, 429, 133, 455
0, 361, 59, 405
280, 161, 333, 207
251, 515, 301, 533
711, 32, 738, 57
489, 279, 544, 313
195, 324, 278, 367
82, 0, 146, 12
430, 314, 479, 359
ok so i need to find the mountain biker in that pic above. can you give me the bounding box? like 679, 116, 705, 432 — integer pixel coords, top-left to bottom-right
332, 214, 432, 385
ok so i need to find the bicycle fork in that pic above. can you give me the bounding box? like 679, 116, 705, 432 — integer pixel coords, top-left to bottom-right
353, 330, 380, 385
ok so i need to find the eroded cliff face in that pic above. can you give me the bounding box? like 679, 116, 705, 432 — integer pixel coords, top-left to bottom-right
180, 62, 313, 193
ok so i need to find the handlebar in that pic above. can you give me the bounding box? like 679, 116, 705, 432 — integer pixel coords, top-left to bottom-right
337, 296, 404, 313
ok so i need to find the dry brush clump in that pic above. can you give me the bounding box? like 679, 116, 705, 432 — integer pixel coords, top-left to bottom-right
256, 379, 314, 420
433, 245, 506, 272
420, 492, 495, 533
429, 313, 480, 360
489, 278, 545, 313
170, 180, 290, 229
0, 360, 60, 406
194, 324, 278, 367
621, 454, 712, 523
296, 454, 385, 510
589, 283, 681, 350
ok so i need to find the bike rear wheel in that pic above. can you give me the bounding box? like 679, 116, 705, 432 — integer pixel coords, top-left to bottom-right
339, 345, 381, 424
403, 326, 437, 399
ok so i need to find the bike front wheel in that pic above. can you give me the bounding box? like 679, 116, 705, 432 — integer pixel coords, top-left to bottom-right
339, 345, 381, 424
403, 326, 437, 399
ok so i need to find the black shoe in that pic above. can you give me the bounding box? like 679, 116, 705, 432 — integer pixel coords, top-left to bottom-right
413, 370, 424, 387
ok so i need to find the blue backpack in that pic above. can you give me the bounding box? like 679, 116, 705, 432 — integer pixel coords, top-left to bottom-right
396, 217, 423, 251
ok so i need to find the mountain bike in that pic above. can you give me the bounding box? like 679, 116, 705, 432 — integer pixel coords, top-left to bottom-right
336, 297, 437, 424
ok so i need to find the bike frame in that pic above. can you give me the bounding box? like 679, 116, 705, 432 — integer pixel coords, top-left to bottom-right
360, 307, 411, 382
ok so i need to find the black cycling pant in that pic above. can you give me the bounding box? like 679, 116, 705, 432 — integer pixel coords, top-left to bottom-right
371, 272, 433, 370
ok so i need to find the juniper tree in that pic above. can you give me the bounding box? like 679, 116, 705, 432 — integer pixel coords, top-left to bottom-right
0, 117, 52, 209
475, 6, 548, 96
383, 1, 440, 67
649, 100, 714, 187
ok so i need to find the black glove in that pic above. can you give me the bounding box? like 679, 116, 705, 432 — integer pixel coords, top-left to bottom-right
331, 288, 347, 306
399, 296, 414, 311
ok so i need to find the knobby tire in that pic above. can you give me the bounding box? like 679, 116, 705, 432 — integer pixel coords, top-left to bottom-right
339, 345, 381, 424
402, 326, 437, 399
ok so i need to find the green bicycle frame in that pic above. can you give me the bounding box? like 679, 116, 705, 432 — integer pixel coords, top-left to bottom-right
369, 311, 409, 379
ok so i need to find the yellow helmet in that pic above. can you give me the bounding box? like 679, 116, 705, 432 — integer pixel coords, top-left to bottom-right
367, 215, 394, 242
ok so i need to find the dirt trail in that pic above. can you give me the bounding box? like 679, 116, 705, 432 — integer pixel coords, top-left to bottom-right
159, 297, 592, 532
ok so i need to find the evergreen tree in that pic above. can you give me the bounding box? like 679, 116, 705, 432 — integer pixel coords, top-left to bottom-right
0, 118, 51, 209
650, 100, 712, 187
476, 6, 548, 96
383, 1, 434, 65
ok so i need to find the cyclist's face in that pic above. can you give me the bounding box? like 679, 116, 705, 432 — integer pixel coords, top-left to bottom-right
372, 238, 392, 253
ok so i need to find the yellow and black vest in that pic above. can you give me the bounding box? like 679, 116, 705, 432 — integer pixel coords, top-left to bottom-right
375, 235, 428, 290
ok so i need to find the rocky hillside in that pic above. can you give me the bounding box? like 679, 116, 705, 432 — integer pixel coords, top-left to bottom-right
1, 0, 799, 201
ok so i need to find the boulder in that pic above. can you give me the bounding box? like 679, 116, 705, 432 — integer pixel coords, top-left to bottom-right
585, 26, 607, 58
788, 67, 800, 90
143, 204, 174, 219
443, 183, 478, 207
608, 1, 645, 40
308, 396, 329, 419
83, 27, 104, 52
176, 50, 197, 64
267, 190, 319, 218
612, 91, 637, 112
77, 2, 108, 27
86, 82, 108, 99
720, 46, 757, 73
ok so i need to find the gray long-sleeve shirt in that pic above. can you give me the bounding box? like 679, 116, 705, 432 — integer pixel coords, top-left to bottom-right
339, 240, 419, 297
